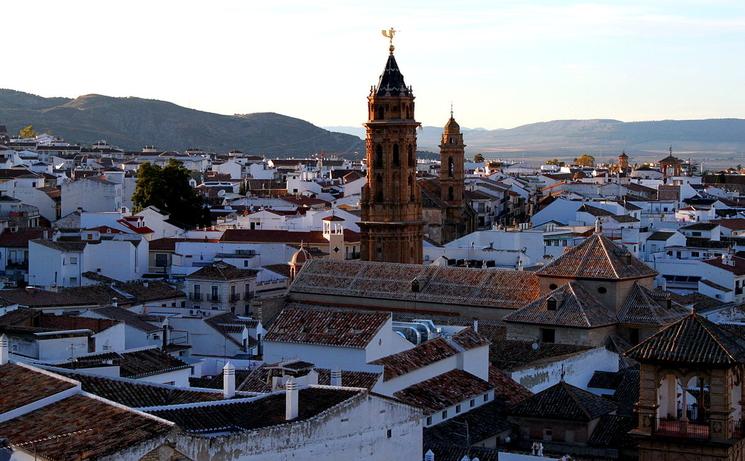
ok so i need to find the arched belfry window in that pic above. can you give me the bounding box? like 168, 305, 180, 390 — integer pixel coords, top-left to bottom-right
393, 144, 400, 166
375, 174, 384, 203
448, 186, 454, 201
408, 145, 414, 166
448, 157, 454, 177
376, 105, 384, 120
375, 145, 383, 168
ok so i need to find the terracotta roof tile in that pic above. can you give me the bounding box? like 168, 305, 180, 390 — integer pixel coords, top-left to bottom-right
187, 262, 258, 281
372, 338, 458, 381
510, 381, 616, 422
617, 283, 690, 326
537, 233, 657, 280
504, 282, 617, 328
291, 259, 540, 310
0, 394, 172, 459
0, 363, 77, 413
393, 369, 493, 413
264, 305, 389, 349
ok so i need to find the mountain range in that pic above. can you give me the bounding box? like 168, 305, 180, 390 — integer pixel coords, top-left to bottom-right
2, 89, 745, 163
330, 118, 745, 163
0, 89, 363, 156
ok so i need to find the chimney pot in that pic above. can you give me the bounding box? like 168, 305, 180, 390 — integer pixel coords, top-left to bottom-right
472, 319, 479, 333
285, 377, 299, 420
223, 362, 236, 398
0, 334, 9, 365
330, 369, 342, 387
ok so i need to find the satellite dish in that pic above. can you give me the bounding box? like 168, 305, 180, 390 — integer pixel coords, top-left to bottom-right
218, 189, 226, 197
531, 342, 540, 351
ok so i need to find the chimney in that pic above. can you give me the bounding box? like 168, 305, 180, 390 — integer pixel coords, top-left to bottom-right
256, 321, 263, 357
161, 318, 169, 351
0, 334, 9, 365
660, 277, 667, 292
223, 362, 236, 398
424, 450, 435, 461
241, 326, 250, 353
330, 369, 342, 387
472, 319, 479, 333
111, 297, 118, 308
285, 377, 299, 420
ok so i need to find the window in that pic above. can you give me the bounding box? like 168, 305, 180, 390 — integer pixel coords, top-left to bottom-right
386, 429, 392, 438
393, 144, 400, 166
69, 277, 78, 285
375, 174, 384, 203
441, 410, 448, 419
470, 399, 475, 408
448, 157, 454, 177
455, 404, 461, 413
541, 328, 556, 343
407, 145, 414, 165
155, 253, 168, 267
409, 175, 415, 202
426, 416, 432, 425
374, 145, 384, 168
483, 394, 489, 402
549, 283, 558, 290
448, 186, 454, 201
692, 251, 700, 257
243, 260, 248, 267
543, 428, 553, 442
70, 257, 78, 265
546, 297, 557, 310
211, 286, 218, 302
597, 286, 607, 294
376, 105, 384, 120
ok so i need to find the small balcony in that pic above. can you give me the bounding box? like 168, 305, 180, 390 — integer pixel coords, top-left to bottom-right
209, 295, 221, 303
188, 293, 203, 301
229, 294, 241, 303
654, 418, 709, 439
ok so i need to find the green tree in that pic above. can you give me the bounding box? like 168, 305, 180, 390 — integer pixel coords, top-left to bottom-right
473, 153, 485, 163
574, 154, 595, 167
546, 158, 564, 166
18, 125, 37, 138
132, 160, 210, 228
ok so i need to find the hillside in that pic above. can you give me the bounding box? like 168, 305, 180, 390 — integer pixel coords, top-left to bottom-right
330, 118, 745, 162
0, 89, 363, 156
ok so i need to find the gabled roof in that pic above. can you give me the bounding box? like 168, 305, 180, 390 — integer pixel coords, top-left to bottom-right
617, 283, 689, 326
504, 282, 617, 328
536, 233, 657, 280
510, 380, 616, 422
187, 262, 258, 281
371, 338, 457, 381
264, 305, 389, 349
625, 312, 745, 366
648, 231, 676, 241
0, 363, 77, 414
393, 369, 492, 413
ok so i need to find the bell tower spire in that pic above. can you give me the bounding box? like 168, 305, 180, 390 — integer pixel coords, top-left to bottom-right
359, 30, 424, 264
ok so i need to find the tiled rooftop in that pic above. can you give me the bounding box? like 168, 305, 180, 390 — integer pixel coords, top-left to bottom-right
0, 363, 77, 414
264, 305, 389, 349
371, 338, 457, 381
617, 283, 690, 326
0, 394, 172, 459
393, 369, 493, 413
149, 387, 359, 435
537, 233, 657, 280
291, 259, 540, 310
187, 262, 259, 281
626, 312, 745, 366
510, 380, 616, 422
503, 282, 617, 328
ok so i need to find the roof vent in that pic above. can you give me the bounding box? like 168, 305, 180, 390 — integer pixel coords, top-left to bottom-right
546, 297, 558, 311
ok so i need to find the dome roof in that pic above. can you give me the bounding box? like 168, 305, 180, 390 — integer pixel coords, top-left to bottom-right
444, 117, 460, 133
290, 245, 312, 266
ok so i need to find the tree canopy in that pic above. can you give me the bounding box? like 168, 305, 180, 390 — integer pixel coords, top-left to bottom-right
574, 154, 595, 167
132, 160, 210, 228
473, 153, 485, 163
18, 125, 37, 138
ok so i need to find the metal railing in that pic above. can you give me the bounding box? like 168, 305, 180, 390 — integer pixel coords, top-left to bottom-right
654, 418, 709, 439
188, 293, 203, 301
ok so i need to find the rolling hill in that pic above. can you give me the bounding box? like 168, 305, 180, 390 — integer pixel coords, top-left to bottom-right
0, 89, 364, 156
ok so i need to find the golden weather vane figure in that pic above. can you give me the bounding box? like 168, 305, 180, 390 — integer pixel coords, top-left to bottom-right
381, 27, 397, 54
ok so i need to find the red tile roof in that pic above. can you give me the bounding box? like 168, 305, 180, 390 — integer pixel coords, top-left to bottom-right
264, 305, 390, 349
0, 394, 172, 459
537, 233, 657, 280
372, 338, 458, 381
703, 255, 745, 275
0, 363, 77, 413
393, 369, 493, 412
0, 228, 49, 248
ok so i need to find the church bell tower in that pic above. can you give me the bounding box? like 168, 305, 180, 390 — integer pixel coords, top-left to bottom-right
359, 29, 424, 264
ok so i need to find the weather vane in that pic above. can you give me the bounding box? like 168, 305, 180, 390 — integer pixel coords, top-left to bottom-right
381, 27, 397, 54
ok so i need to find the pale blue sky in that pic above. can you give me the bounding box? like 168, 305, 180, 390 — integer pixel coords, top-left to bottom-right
4, 0, 745, 129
